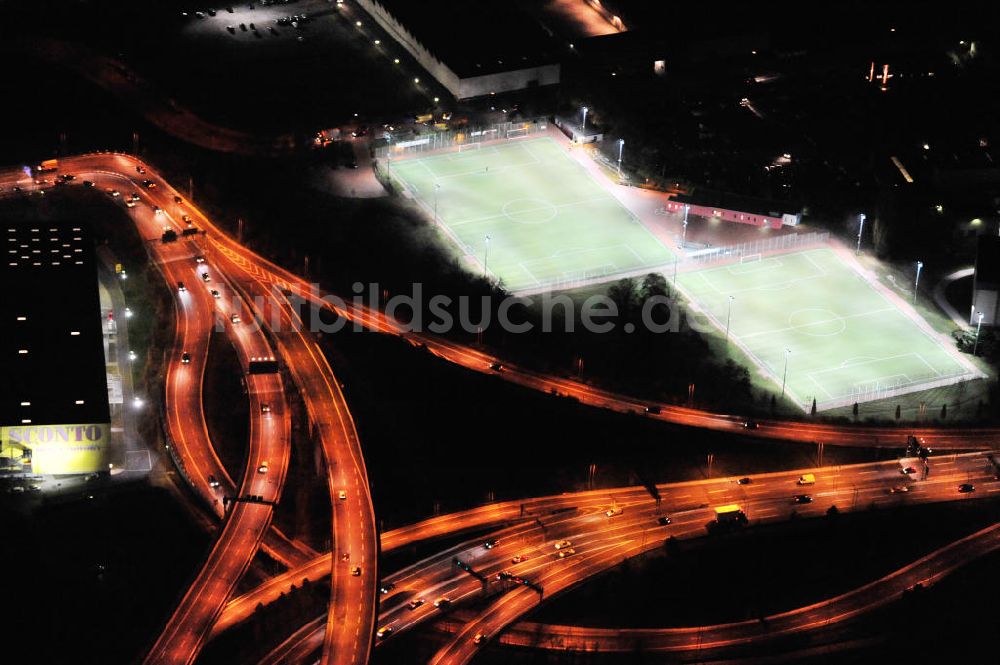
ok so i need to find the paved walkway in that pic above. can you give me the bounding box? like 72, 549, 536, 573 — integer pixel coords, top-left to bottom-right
933, 267, 975, 330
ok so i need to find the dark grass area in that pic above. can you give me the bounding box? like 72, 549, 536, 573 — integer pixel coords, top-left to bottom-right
203, 330, 250, 483
0, 484, 208, 665
306, 306, 879, 531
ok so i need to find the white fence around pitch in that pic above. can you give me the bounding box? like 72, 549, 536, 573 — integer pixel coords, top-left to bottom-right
375, 118, 549, 161
684, 232, 830, 266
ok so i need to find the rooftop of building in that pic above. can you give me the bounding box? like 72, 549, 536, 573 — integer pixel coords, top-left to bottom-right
1, 219, 110, 427
369, 0, 561, 78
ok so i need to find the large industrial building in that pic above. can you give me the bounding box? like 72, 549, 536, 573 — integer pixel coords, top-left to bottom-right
1, 219, 111, 476
356, 0, 561, 99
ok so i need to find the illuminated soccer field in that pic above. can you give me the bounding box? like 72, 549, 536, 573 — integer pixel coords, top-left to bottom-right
677, 248, 979, 411
390, 137, 674, 292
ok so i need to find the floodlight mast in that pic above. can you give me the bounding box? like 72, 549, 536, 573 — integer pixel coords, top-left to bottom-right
781, 348, 791, 399
581, 106, 589, 132
725, 295, 735, 343
974, 311, 985, 356
914, 260, 924, 303
856, 213, 866, 254
484, 234, 492, 278
617, 138, 625, 175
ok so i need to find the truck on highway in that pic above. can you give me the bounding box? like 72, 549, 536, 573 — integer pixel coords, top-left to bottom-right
35, 159, 58, 173
714, 504, 747, 525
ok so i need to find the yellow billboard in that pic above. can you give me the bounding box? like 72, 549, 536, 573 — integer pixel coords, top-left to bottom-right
1, 423, 110, 475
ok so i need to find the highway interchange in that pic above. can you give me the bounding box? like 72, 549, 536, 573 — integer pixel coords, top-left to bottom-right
3, 155, 1000, 664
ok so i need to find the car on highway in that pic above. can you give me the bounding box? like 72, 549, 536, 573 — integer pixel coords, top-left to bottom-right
793, 494, 813, 504
181, 352, 191, 364
257, 460, 269, 474
230, 313, 241, 324
338, 489, 347, 500
182, 214, 193, 225
433, 597, 451, 609
483, 538, 499, 549
136, 165, 146, 174
141, 179, 156, 189
379, 582, 396, 594
406, 599, 425, 611
797, 474, 816, 485
554, 540, 572, 550
890, 485, 911, 493
742, 419, 759, 429
153, 205, 163, 215
556, 548, 576, 558
174, 195, 183, 204
106, 189, 120, 197
350, 566, 361, 576
511, 554, 529, 564
82, 180, 94, 188
644, 405, 662, 415
260, 402, 271, 414
124, 198, 137, 208
900, 467, 917, 475
194, 255, 206, 263
656, 516, 672, 526
376, 627, 393, 640
208, 474, 220, 488
959, 483, 976, 493
177, 282, 186, 292
129, 193, 141, 202
605, 506, 623, 517
210, 289, 221, 299
201, 272, 210, 282
473, 633, 487, 645
489, 362, 503, 371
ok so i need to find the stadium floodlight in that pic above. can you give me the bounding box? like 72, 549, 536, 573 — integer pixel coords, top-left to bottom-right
581, 106, 589, 131
914, 260, 923, 303
433, 183, 441, 223
974, 311, 985, 356
856, 213, 865, 254
725, 295, 735, 343
781, 348, 791, 399
484, 234, 492, 278
617, 138, 625, 175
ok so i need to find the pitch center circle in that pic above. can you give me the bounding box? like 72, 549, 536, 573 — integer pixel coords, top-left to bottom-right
502, 198, 558, 224
788, 308, 846, 337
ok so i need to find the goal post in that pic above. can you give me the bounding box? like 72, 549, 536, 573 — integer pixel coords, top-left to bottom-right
506, 127, 529, 139
740, 253, 762, 264
458, 142, 482, 152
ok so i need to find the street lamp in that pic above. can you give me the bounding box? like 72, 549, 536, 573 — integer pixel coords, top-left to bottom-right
581, 106, 588, 132
725, 295, 735, 343
974, 311, 985, 356
781, 348, 791, 399
617, 138, 624, 175
914, 260, 924, 303
856, 213, 865, 255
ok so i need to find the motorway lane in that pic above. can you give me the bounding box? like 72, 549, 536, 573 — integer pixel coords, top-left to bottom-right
427, 455, 1000, 665
208, 246, 377, 665
471, 520, 1000, 655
